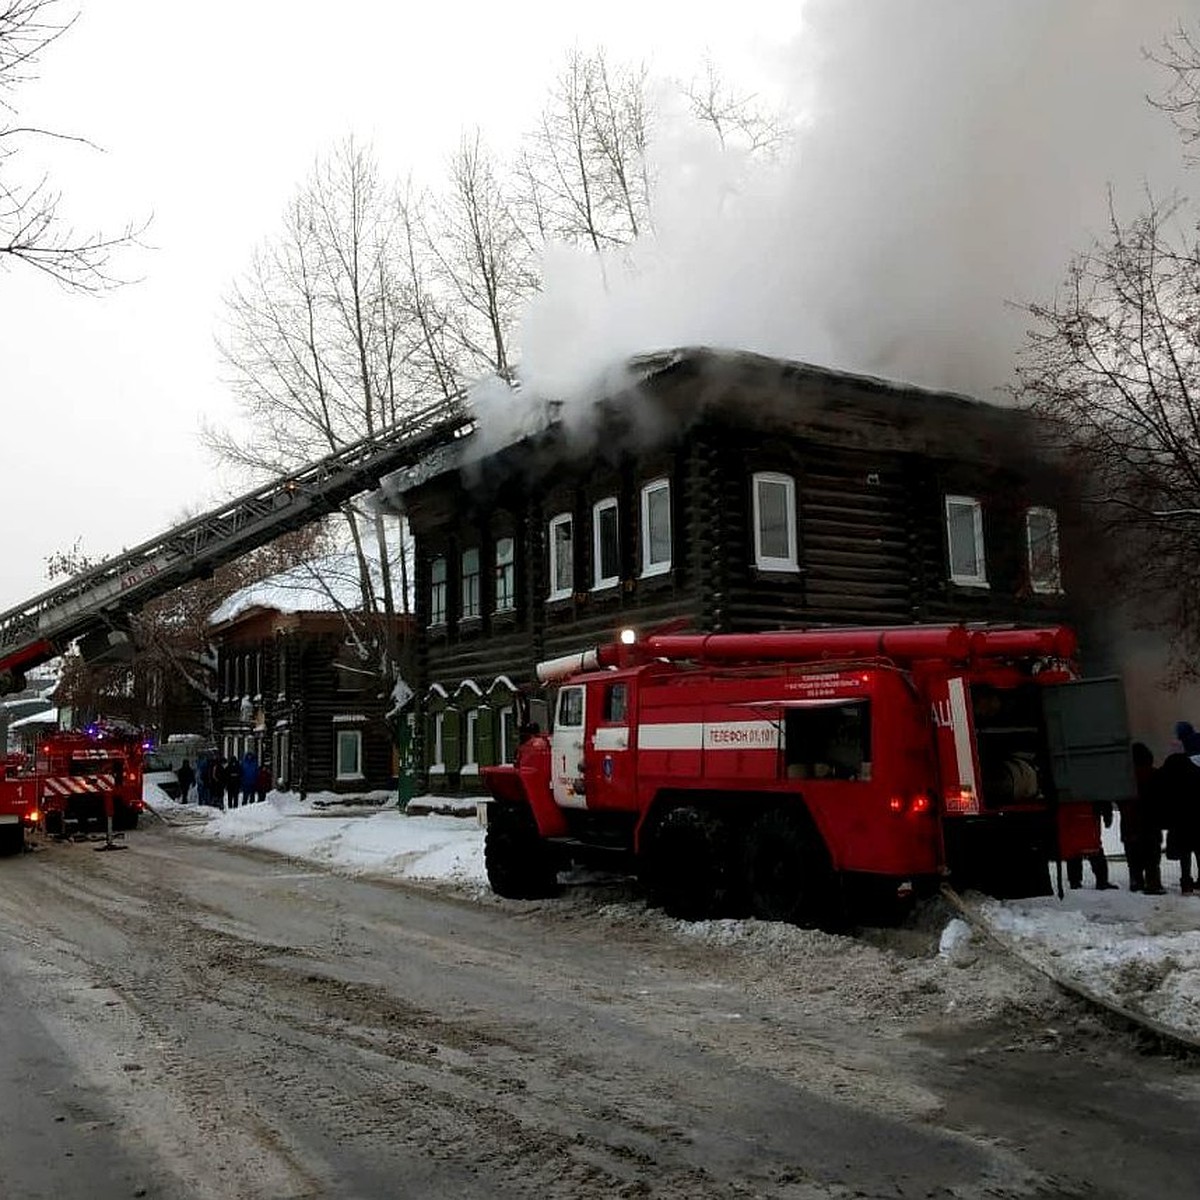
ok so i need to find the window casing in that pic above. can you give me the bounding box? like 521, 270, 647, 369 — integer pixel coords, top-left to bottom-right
752, 472, 799, 571
640, 478, 672, 577
1026, 506, 1062, 594
461, 547, 481, 619
430, 712, 446, 774
463, 709, 479, 773
548, 513, 574, 601
498, 706, 516, 764
592, 497, 620, 590
494, 537, 515, 613
430, 556, 448, 625
335, 729, 363, 780
945, 495, 988, 587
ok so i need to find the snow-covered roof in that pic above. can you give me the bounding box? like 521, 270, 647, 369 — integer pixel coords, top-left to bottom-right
209, 551, 398, 627
8, 707, 58, 730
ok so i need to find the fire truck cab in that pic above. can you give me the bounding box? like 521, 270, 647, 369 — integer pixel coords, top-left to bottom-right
36, 727, 146, 837
0, 753, 38, 855
480, 624, 1135, 924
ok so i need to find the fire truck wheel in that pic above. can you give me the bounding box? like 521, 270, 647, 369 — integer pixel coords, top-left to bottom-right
43, 811, 64, 838
484, 805, 559, 900
114, 809, 140, 832
644, 805, 734, 921
0, 823, 23, 856
743, 808, 833, 928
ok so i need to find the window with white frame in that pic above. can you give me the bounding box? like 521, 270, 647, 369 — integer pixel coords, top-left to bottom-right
461, 547, 481, 618
336, 729, 363, 780
463, 709, 479, 773
548, 513, 574, 600
640, 478, 672, 577
495, 537, 515, 613
498, 706, 516, 764
430, 556, 448, 625
1026, 506, 1062, 594
593, 497, 620, 589
945, 495, 988, 587
272, 728, 290, 788
430, 711, 446, 774
752, 472, 799, 571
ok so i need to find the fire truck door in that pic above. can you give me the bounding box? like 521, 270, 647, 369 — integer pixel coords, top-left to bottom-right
551, 685, 587, 809
1041, 676, 1135, 805
587, 679, 634, 810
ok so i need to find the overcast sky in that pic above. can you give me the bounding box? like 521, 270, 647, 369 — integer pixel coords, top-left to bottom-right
0, 0, 796, 611
0, 1, 1190, 615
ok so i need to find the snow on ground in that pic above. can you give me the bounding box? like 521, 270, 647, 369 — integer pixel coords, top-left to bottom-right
142, 779, 1200, 1044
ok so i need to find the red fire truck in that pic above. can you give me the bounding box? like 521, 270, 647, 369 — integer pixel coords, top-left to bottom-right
479, 625, 1134, 924
35, 727, 147, 837
0, 753, 38, 855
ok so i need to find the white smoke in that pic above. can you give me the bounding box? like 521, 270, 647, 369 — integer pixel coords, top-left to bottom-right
514, 0, 1191, 410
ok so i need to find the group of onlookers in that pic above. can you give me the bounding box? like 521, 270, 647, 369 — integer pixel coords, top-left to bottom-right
1081, 720, 1200, 896
175, 750, 272, 810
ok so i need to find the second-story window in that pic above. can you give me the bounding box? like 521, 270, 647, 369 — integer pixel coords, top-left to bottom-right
593, 497, 620, 589
752, 472, 798, 571
430, 556, 447, 625
548, 512, 574, 601
495, 537, 515, 613
1026, 506, 1062, 594
461, 547, 481, 619
945, 495, 988, 587
640, 478, 672, 577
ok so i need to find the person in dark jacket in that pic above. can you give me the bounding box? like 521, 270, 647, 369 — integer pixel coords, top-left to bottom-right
176, 759, 195, 805
1123, 743, 1166, 894
225, 756, 241, 810
240, 751, 257, 806
196, 752, 211, 806
255, 763, 271, 804
1161, 747, 1200, 894
209, 758, 224, 809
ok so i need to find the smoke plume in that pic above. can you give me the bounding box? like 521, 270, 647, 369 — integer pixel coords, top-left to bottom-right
514, 0, 1191, 409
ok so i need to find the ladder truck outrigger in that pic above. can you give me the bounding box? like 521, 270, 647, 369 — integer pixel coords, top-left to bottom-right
479, 623, 1134, 925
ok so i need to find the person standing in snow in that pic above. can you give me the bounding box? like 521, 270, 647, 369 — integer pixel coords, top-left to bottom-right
240, 750, 257, 806
1161, 743, 1200, 894
176, 758, 195, 805
255, 762, 271, 804
1123, 743, 1166, 895
1065, 800, 1117, 891
225, 755, 241, 809
195, 752, 210, 806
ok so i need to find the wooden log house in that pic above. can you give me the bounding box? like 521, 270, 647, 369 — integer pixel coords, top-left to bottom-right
382, 348, 1087, 794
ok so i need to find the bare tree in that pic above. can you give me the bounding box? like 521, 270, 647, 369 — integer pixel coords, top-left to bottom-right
0, 0, 145, 289
515, 48, 652, 252
426, 131, 537, 378
1017, 194, 1200, 672
214, 139, 424, 703
1151, 24, 1200, 161
684, 57, 791, 157
50, 525, 333, 732
1017, 24, 1200, 673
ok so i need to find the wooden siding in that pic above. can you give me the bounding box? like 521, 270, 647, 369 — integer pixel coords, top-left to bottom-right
396, 350, 1083, 791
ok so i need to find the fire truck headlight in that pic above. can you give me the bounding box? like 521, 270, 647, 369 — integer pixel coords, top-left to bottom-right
620, 628, 637, 645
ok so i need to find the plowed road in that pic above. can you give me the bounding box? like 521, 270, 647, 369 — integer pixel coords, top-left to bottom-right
0, 823, 1197, 1199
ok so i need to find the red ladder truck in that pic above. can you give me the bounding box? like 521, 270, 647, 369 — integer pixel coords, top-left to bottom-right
0, 753, 38, 855
479, 624, 1133, 924
35, 726, 147, 838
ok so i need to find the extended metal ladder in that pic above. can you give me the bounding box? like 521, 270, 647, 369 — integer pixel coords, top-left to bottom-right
0, 396, 473, 691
